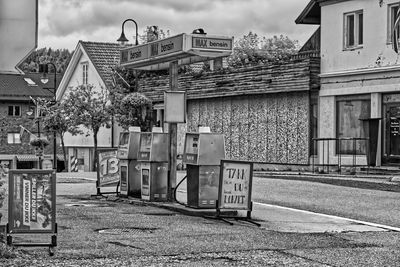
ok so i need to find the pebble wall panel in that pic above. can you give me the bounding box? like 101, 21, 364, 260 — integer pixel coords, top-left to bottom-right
266, 96, 277, 163
287, 94, 298, 163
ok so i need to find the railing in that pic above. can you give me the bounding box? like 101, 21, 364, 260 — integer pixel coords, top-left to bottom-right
312, 137, 370, 174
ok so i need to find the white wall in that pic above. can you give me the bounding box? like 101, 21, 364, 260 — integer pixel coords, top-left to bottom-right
320, 0, 400, 74
62, 47, 113, 148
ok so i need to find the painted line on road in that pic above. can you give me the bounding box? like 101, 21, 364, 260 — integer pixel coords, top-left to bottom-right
254, 202, 400, 232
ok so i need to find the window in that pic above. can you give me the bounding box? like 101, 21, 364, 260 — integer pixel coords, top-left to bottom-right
344, 10, 363, 49
389, 3, 400, 44
336, 95, 370, 155
8, 105, 21, 116
8, 133, 21, 144
82, 62, 88, 85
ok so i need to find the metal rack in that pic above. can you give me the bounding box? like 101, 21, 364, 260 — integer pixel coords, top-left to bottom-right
312, 137, 370, 174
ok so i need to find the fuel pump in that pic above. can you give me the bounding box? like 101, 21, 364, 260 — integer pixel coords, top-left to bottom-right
183, 128, 226, 208
117, 127, 141, 197
138, 128, 169, 201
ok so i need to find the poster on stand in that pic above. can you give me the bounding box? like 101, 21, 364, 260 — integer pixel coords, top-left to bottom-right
218, 160, 253, 211
8, 170, 56, 233
98, 149, 119, 187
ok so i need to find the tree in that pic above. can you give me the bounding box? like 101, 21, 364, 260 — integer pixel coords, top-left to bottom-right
36, 98, 83, 170
227, 32, 299, 67
64, 85, 112, 193
108, 73, 153, 131
19, 47, 73, 73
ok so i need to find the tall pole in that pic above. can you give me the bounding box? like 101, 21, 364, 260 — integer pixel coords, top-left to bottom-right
51, 64, 57, 170
168, 61, 178, 201
40, 62, 57, 171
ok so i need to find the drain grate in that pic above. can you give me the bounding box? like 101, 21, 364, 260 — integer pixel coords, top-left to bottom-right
97, 227, 158, 235
65, 203, 99, 207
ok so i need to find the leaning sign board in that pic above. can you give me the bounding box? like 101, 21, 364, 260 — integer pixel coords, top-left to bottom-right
218, 160, 253, 211
120, 33, 233, 70
98, 148, 119, 188
6, 169, 58, 255
8, 169, 56, 233
213, 160, 259, 226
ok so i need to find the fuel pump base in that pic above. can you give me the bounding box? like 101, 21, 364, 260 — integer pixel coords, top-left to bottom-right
187, 165, 220, 208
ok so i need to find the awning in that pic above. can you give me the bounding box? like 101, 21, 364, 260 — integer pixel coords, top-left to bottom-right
16, 155, 38, 161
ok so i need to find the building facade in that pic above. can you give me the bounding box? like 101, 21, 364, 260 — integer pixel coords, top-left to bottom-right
297, 0, 400, 168
0, 73, 61, 170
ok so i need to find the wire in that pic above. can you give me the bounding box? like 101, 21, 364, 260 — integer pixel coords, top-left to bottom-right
173, 175, 187, 206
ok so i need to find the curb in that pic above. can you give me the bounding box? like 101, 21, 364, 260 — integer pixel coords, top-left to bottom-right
102, 195, 237, 217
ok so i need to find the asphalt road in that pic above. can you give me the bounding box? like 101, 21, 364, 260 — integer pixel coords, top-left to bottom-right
251, 177, 400, 228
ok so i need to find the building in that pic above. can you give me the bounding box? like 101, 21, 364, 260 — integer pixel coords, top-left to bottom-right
58, 39, 320, 171
297, 0, 400, 168
0, 72, 61, 170
56, 41, 123, 172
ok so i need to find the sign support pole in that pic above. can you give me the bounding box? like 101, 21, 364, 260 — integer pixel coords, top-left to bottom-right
168, 61, 178, 201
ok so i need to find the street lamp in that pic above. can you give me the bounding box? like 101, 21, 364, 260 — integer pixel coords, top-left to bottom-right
117, 19, 139, 46
117, 19, 140, 92
39, 63, 57, 171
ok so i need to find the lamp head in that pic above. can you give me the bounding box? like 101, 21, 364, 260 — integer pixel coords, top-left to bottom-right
117, 31, 129, 45
40, 73, 49, 84
192, 28, 206, 35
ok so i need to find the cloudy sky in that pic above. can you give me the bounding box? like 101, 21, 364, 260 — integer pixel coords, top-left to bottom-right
38, 0, 317, 51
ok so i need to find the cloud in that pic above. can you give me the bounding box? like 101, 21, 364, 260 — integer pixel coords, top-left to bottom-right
38, 0, 316, 50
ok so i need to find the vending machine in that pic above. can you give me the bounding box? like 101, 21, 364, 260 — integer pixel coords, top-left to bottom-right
183, 131, 226, 208
138, 129, 169, 201
117, 127, 141, 197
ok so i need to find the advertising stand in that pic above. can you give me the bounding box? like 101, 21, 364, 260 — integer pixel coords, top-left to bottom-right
138, 129, 169, 201
183, 131, 225, 208
117, 127, 141, 197
213, 160, 260, 226
96, 148, 119, 195
6, 169, 57, 255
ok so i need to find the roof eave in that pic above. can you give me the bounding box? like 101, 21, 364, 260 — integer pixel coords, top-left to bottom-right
295, 0, 321, 25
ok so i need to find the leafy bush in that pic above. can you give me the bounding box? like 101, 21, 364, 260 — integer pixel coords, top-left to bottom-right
29, 137, 50, 148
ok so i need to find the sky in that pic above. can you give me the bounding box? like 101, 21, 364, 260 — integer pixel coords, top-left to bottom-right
38, 0, 318, 51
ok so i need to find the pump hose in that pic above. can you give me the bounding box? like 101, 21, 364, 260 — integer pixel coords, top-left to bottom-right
173, 175, 187, 206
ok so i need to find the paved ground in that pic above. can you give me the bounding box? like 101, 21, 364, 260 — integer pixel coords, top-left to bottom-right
0, 171, 400, 266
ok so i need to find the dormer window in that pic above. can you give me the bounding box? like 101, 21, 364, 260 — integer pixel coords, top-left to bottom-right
344, 10, 363, 49
82, 62, 88, 85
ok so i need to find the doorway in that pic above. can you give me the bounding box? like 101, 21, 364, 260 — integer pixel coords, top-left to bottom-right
383, 104, 400, 164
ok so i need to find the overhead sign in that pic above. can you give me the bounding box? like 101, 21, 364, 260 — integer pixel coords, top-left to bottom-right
192, 37, 232, 50
120, 33, 233, 70
218, 160, 253, 211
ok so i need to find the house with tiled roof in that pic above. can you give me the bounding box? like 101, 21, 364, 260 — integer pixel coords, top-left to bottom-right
0, 72, 62, 170
56, 41, 122, 172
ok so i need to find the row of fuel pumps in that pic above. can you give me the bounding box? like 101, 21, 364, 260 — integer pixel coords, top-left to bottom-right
117, 126, 225, 208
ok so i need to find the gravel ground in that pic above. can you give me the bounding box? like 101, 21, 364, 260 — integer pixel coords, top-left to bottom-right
1, 176, 400, 266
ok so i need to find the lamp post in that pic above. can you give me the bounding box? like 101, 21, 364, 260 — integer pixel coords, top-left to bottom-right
39, 63, 57, 171
117, 19, 139, 92
26, 107, 42, 169
117, 19, 139, 46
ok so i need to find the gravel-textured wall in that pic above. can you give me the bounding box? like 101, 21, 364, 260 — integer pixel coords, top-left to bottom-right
184, 92, 310, 164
